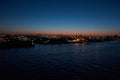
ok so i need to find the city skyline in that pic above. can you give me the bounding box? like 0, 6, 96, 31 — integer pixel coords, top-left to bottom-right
0, 0, 120, 35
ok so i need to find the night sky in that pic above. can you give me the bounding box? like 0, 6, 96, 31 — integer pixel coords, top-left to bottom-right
0, 0, 120, 35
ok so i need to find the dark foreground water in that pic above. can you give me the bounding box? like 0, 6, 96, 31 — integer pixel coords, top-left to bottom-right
0, 41, 120, 80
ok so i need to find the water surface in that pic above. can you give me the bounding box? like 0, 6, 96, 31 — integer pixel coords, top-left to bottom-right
0, 41, 120, 80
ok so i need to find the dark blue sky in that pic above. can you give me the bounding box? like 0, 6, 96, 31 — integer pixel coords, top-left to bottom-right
0, 0, 120, 35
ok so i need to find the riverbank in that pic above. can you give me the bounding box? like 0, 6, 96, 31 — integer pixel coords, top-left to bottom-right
0, 34, 119, 48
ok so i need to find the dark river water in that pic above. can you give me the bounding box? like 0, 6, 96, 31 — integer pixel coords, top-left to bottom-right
0, 41, 120, 80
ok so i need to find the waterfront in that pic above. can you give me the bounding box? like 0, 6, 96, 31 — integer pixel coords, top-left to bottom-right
0, 41, 120, 80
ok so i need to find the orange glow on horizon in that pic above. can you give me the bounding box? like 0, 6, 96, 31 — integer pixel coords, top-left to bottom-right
0, 30, 119, 36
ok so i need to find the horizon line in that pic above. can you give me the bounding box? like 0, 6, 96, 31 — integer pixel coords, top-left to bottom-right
0, 31, 120, 36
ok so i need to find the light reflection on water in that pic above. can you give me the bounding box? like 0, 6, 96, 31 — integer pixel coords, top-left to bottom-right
0, 41, 120, 80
